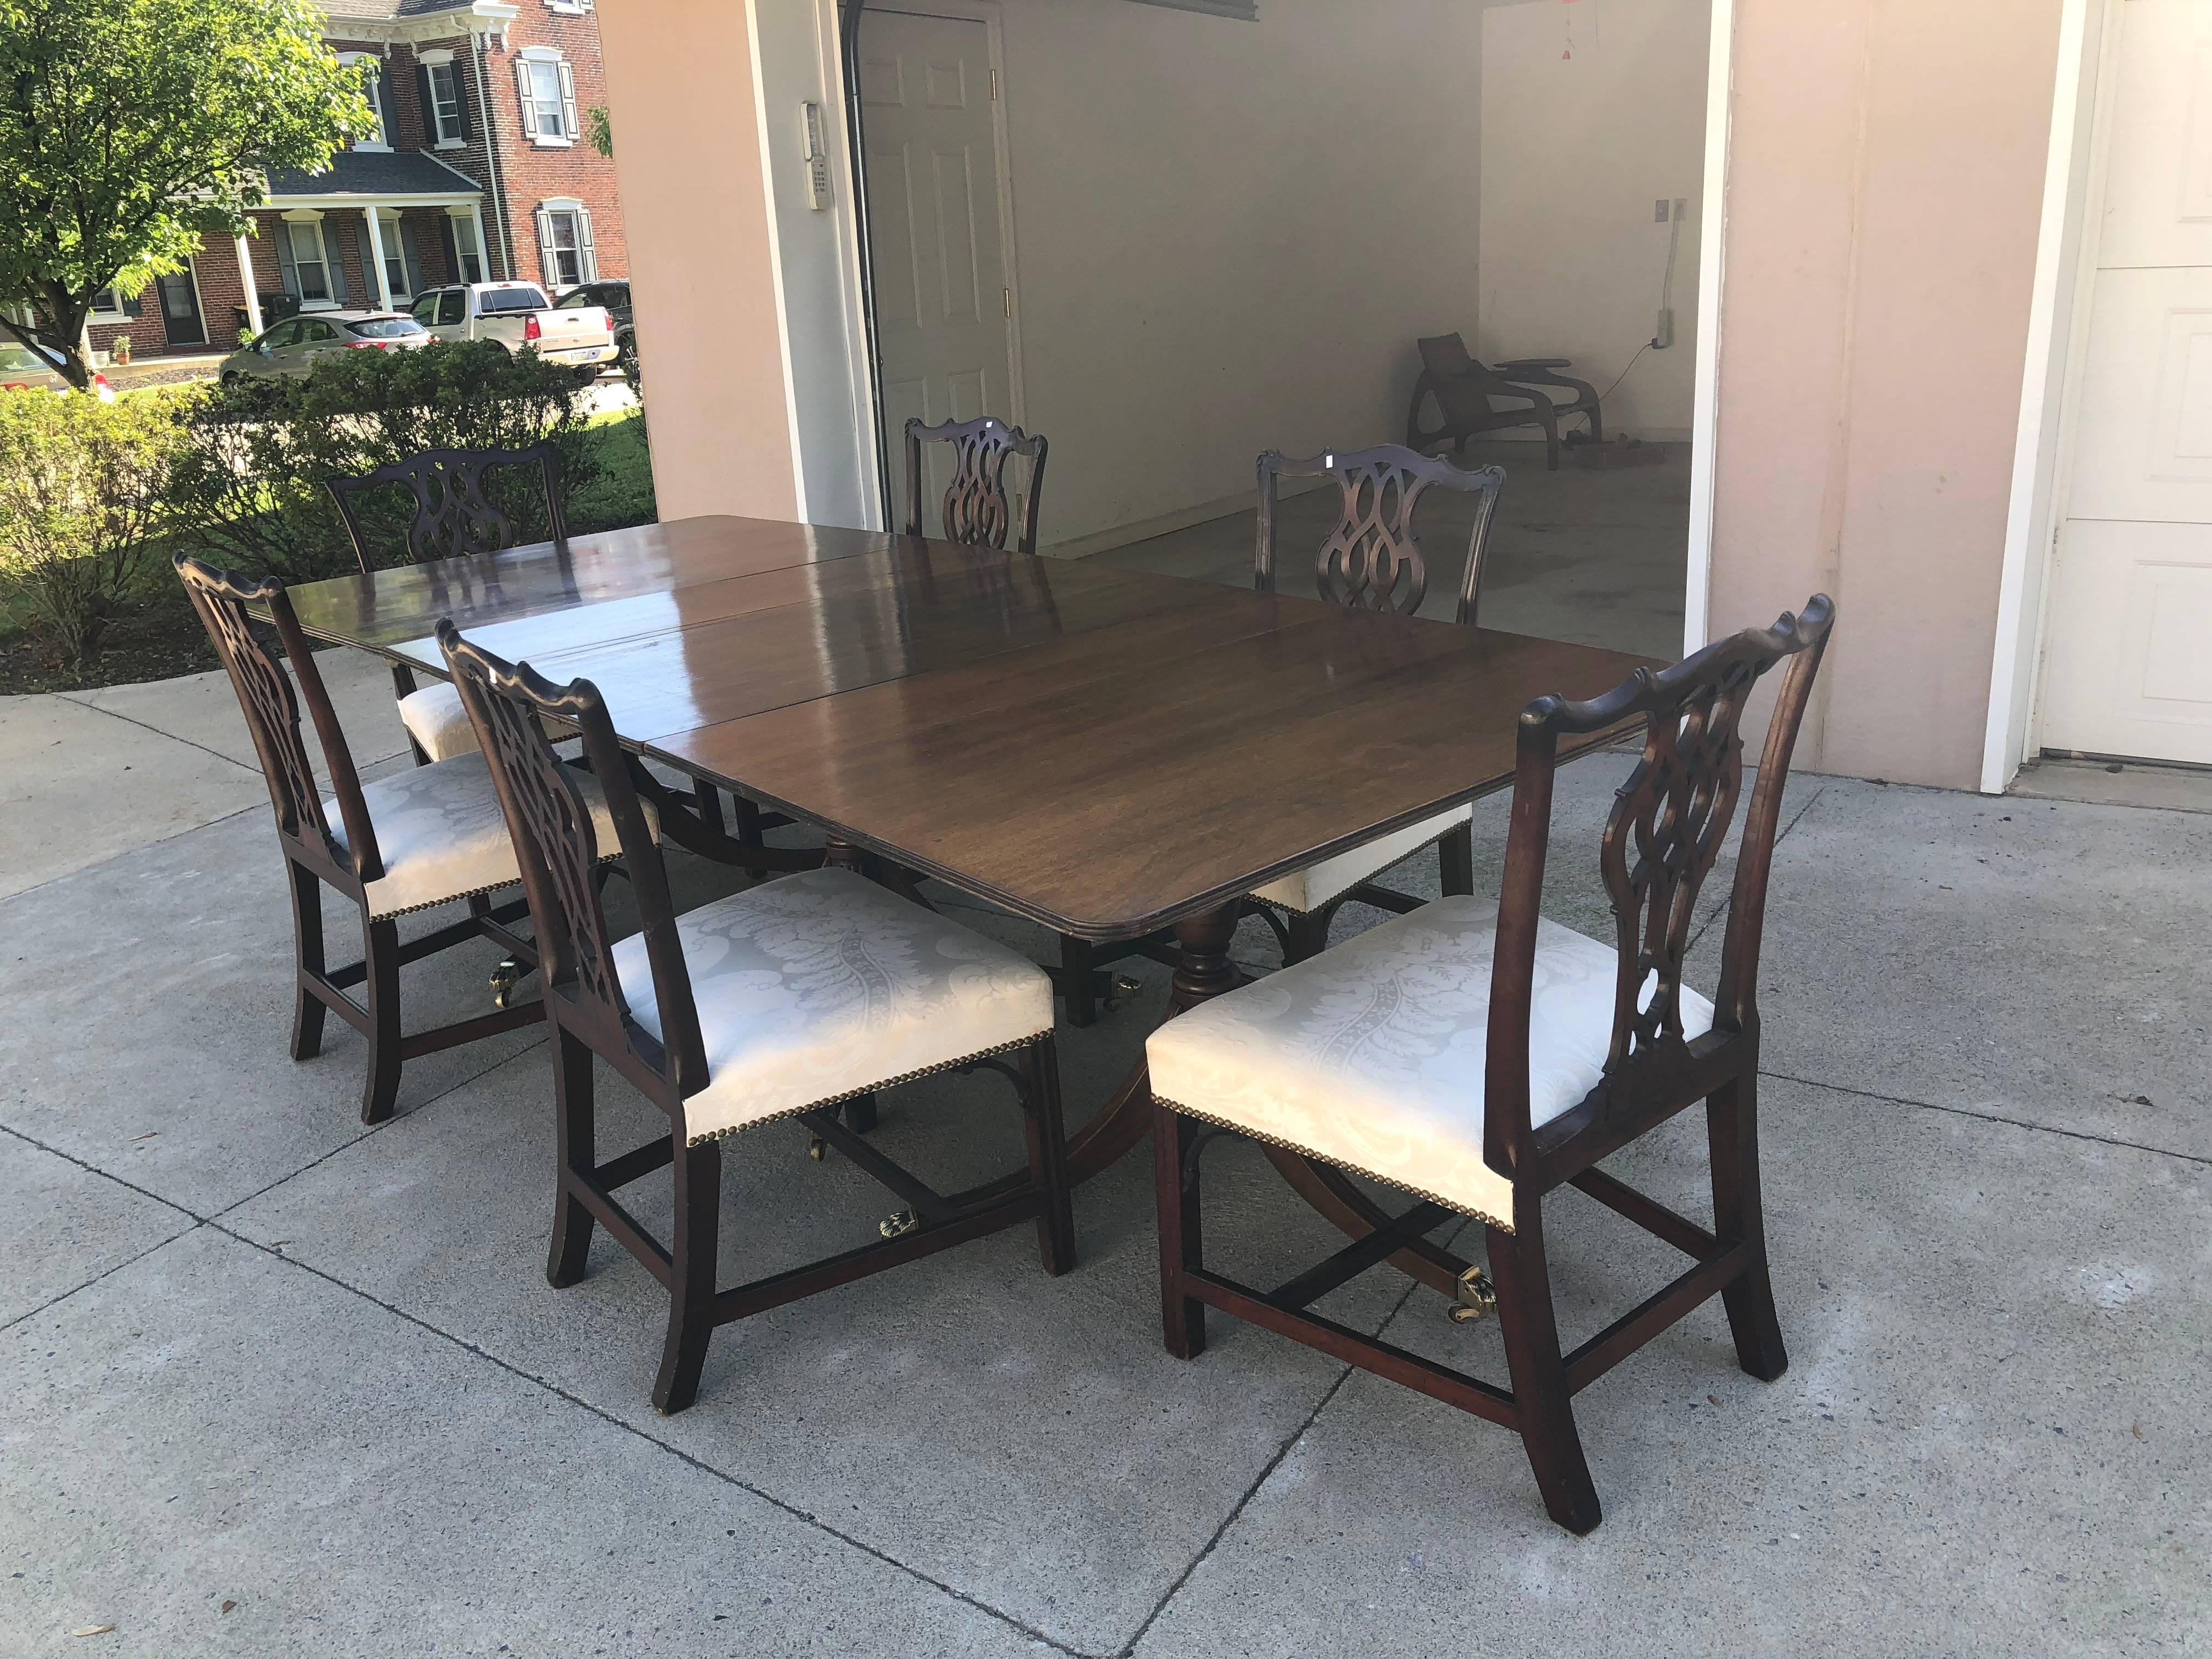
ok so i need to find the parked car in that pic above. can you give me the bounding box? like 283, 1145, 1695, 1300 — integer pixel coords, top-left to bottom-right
554, 279, 634, 378
218, 312, 430, 382
0, 340, 116, 400
408, 282, 617, 379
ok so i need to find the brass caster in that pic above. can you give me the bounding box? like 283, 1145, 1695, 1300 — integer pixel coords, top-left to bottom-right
879, 1210, 919, 1240
1448, 1265, 1498, 1324
808, 1135, 827, 1162
1102, 973, 1143, 1012
489, 956, 527, 1009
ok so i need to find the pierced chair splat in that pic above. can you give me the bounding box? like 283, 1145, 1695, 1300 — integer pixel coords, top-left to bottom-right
1149, 596, 1835, 1533
904, 414, 1049, 558
326, 443, 570, 768
173, 553, 647, 1125
1246, 444, 1508, 963
438, 620, 1077, 1415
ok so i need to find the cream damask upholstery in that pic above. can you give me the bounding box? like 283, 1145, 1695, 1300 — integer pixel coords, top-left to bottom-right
323, 749, 646, 917
613, 866, 1057, 1144
397, 681, 476, 764
1147, 896, 1714, 1228
1247, 803, 1474, 915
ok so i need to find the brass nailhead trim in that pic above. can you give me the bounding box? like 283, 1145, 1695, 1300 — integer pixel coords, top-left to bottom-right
685, 1031, 1052, 1147
1151, 1092, 1514, 1234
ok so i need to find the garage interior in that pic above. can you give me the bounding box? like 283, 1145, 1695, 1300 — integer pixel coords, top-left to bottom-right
851, 0, 1712, 659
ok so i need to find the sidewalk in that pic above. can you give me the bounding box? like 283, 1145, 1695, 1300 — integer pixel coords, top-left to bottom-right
1, 665, 2205, 1657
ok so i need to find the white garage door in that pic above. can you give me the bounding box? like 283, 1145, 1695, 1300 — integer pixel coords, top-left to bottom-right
2042, 0, 2212, 763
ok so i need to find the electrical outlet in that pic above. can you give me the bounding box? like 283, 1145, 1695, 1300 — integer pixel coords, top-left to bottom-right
1654, 307, 1675, 349
1654, 199, 1670, 223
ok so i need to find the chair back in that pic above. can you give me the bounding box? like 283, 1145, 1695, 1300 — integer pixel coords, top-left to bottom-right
1484, 595, 1837, 1170
326, 442, 569, 572
904, 415, 1049, 557
1417, 333, 1480, 380
437, 622, 708, 1095
174, 554, 381, 880
1256, 444, 1506, 624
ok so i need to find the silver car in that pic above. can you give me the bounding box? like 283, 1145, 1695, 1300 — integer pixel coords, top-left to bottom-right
218, 311, 431, 382
0, 339, 116, 400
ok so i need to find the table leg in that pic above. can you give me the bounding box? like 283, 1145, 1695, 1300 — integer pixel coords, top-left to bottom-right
1059, 902, 1242, 1186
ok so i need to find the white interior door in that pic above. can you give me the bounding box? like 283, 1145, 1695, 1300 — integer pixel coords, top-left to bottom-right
859, 7, 1017, 529
2043, 0, 2212, 762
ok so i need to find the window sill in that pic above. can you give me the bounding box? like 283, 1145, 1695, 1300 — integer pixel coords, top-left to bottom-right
435, 139, 469, 151
530, 135, 575, 148
352, 143, 394, 155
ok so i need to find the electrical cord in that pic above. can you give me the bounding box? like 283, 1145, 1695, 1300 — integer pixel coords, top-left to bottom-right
1599, 340, 1653, 404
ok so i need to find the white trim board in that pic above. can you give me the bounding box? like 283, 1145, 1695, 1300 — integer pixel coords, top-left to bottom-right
1980, 0, 2103, 793
1681, 0, 1733, 656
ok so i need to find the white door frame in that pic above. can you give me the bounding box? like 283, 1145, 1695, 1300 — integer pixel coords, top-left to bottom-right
785, 0, 1735, 616
1981, 0, 2110, 792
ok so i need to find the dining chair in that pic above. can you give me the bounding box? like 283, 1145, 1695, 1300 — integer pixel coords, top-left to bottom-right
904, 415, 1049, 558
438, 620, 1076, 1414
174, 552, 642, 1124
1246, 444, 1508, 964
1147, 595, 1834, 1533
326, 442, 569, 766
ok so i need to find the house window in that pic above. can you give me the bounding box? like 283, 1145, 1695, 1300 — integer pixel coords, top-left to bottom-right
278, 219, 333, 306
88, 288, 128, 320
535, 204, 596, 289
426, 61, 466, 145
515, 50, 578, 144
451, 213, 486, 284
377, 218, 411, 301
341, 54, 394, 150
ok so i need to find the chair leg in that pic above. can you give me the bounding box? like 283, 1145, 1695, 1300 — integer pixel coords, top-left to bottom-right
1438, 824, 1475, 899
546, 1027, 597, 1289
1283, 907, 1331, 967
1489, 1197, 1601, 1534
288, 861, 328, 1063
1060, 933, 1098, 1029
843, 1093, 878, 1133
1708, 1075, 1789, 1382
358, 915, 403, 1125
1154, 1101, 1206, 1360
653, 1137, 723, 1415
1022, 1036, 1075, 1276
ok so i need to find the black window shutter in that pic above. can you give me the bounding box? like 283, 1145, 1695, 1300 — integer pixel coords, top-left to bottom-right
418, 63, 436, 143
438, 215, 459, 281
121, 288, 143, 318
381, 69, 403, 147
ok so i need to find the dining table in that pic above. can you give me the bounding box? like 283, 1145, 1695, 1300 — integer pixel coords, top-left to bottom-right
281, 512, 1653, 1279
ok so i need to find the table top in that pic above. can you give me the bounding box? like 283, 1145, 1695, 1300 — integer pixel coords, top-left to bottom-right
285, 516, 1654, 940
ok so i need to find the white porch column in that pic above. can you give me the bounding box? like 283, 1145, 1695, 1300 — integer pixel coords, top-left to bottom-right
365, 204, 396, 312
234, 235, 263, 334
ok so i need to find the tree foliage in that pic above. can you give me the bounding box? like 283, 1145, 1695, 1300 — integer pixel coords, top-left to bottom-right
0, 0, 373, 388
0, 388, 191, 661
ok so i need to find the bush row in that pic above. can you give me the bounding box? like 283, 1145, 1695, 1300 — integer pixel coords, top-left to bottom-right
0, 342, 605, 664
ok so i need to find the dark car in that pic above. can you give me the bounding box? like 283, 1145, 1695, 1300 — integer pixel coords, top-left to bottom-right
556, 280, 635, 377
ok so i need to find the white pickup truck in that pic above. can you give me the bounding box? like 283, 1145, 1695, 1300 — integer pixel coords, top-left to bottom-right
407, 281, 618, 377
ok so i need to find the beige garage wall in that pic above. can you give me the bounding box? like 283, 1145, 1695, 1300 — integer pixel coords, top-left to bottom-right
987, 0, 1486, 551
1709, 0, 2065, 787
596, 0, 799, 523
1480, 0, 1712, 441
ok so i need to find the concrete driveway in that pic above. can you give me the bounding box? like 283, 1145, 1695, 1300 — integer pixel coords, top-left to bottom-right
1, 660, 2207, 1657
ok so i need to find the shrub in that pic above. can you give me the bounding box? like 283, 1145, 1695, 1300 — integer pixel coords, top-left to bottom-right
0, 389, 190, 663
166, 340, 600, 583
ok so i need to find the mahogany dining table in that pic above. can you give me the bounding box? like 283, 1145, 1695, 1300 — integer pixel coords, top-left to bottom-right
281, 513, 1651, 1261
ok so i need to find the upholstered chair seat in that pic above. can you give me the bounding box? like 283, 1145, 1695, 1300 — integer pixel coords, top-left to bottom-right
1149, 897, 1713, 1229
614, 866, 1057, 1144
397, 681, 477, 764
323, 751, 647, 918
1246, 803, 1475, 916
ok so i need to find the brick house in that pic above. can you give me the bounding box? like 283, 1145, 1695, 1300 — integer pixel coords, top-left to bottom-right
89, 0, 627, 363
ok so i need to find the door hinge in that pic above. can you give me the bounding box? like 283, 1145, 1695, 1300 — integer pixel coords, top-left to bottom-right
1003, 288, 1012, 318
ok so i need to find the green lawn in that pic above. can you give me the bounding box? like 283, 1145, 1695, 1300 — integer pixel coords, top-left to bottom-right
0, 406, 658, 695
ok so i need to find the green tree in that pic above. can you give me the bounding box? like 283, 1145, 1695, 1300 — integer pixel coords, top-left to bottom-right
0, 0, 374, 390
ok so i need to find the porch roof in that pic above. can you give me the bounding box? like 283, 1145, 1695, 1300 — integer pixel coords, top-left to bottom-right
266, 150, 481, 206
